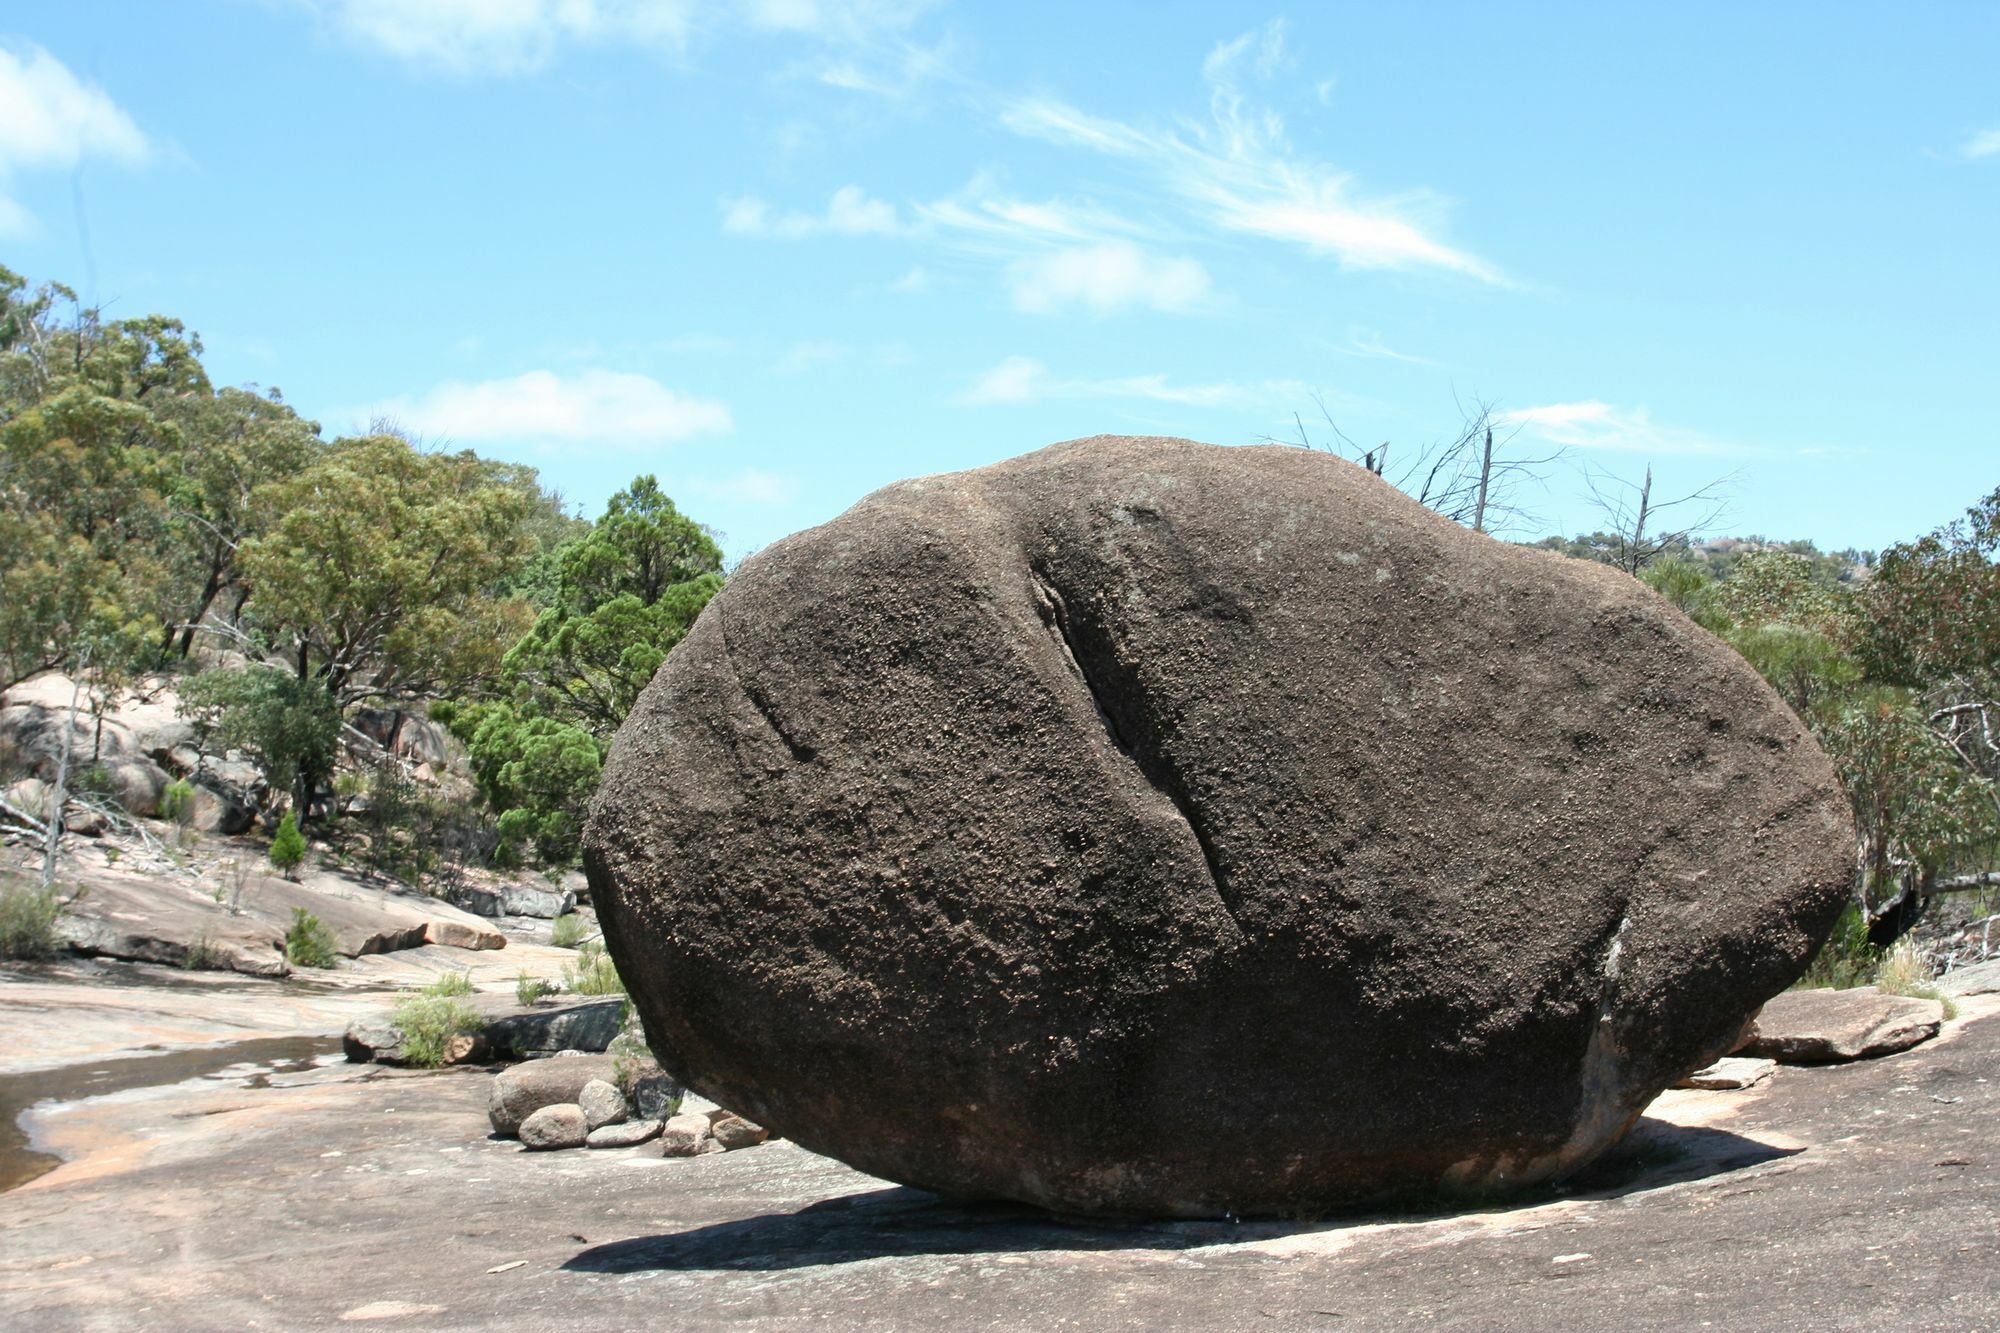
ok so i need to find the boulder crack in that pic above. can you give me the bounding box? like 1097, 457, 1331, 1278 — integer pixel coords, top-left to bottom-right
1029, 566, 1240, 929
718, 600, 816, 763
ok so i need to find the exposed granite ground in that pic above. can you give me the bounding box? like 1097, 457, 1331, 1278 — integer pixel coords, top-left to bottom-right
1, 983, 1994, 1330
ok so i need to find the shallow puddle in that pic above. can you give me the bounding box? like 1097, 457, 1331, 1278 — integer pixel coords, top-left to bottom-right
0, 1035, 340, 1193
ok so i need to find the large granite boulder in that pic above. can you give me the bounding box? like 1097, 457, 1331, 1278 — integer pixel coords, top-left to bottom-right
583, 436, 1854, 1217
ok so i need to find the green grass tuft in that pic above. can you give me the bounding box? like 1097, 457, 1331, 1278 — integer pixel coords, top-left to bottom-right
421, 968, 476, 997
390, 994, 483, 1068
561, 940, 624, 996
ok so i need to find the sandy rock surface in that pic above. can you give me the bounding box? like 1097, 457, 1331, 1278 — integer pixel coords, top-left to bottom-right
2, 992, 1993, 1331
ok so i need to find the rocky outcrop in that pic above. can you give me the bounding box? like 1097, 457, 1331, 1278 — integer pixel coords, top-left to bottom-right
1942, 958, 2000, 997
488, 1055, 619, 1136
483, 997, 625, 1060
585, 435, 1856, 1217
47, 860, 513, 978
0, 675, 196, 820
454, 882, 578, 920
1737, 988, 1943, 1063
347, 996, 624, 1066
351, 708, 452, 768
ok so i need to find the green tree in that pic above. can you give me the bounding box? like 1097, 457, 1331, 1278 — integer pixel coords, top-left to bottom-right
177, 665, 342, 815
435, 478, 721, 865
436, 702, 602, 865
269, 810, 307, 880
0, 382, 179, 684
503, 475, 723, 737
238, 434, 537, 710
151, 385, 323, 658
1818, 688, 1999, 930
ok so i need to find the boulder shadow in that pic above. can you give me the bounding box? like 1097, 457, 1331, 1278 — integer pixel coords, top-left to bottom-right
564, 1117, 1798, 1276
564, 1186, 1237, 1274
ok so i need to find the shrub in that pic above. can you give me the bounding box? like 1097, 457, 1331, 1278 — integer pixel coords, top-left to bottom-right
515, 970, 558, 1006
390, 994, 483, 1068
181, 932, 226, 971
562, 940, 625, 996
284, 907, 338, 968
160, 778, 196, 826
0, 882, 64, 960
1874, 939, 1959, 1019
269, 811, 306, 879
422, 968, 476, 997
549, 912, 589, 949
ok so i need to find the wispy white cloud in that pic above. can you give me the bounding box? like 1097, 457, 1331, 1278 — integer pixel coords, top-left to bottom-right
727, 173, 1207, 316
366, 369, 731, 450
960, 355, 1302, 408
910, 178, 1160, 249
1499, 401, 1735, 455
1961, 128, 2000, 160
1000, 21, 1500, 283
683, 468, 799, 505
326, 0, 945, 85
1332, 328, 1436, 366
1006, 242, 1211, 315
0, 43, 148, 238
723, 184, 904, 238
328, 0, 695, 76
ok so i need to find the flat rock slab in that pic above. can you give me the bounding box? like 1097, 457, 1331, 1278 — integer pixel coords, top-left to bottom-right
3, 1000, 1996, 1330
1675, 1056, 1776, 1090
1943, 957, 2000, 997
42, 858, 508, 977
1739, 987, 1943, 1063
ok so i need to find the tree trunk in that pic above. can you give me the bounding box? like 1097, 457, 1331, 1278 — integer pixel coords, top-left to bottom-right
1471, 428, 1494, 534
41, 665, 85, 888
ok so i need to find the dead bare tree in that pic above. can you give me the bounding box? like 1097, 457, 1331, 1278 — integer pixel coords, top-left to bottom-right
1271, 395, 1563, 537
1580, 463, 1734, 573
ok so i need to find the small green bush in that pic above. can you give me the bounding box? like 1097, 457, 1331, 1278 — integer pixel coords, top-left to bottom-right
160, 779, 196, 826
422, 969, 476, 997
390, 994, 483, 1068
549, 912, 589, 949
284, 907, 338, 968
562, 940, 625, 996
515, 970, 557, 1006
0, 882, 64, 960
269, 811, 307, 879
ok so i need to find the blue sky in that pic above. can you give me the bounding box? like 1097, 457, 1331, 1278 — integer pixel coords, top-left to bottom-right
3, 2, 1996, 560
